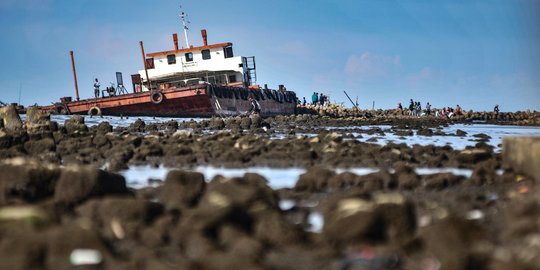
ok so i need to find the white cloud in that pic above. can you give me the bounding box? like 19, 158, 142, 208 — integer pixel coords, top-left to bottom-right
344, 52, 401, 81
407, 67, 433, 85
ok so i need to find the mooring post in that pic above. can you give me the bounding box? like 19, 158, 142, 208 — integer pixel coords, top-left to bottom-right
70, 51, 80, 101
139, 41, 151, 91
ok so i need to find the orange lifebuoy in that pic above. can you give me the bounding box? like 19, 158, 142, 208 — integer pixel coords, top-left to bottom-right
88, 106, 101, 116
150, 92, 164, 104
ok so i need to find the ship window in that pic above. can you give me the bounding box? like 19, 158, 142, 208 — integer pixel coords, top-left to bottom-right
145, 58, 155, 69
224, 46, 234, 58
228, 75, 237, 83
185, 52, 193, 62
202, 49, 211, 60
167, 54, 176, 65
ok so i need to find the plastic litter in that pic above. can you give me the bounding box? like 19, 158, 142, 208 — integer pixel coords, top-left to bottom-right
70, 249, 103, 266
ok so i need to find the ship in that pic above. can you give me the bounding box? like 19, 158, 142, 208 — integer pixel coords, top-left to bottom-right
42, 10, 297, 117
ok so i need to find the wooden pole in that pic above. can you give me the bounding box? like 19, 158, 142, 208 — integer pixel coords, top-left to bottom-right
139, 41, 151, 91
343, 91, 357, 108
70, 51, 80, 101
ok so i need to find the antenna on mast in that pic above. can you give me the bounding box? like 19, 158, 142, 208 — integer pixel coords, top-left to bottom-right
179, 5, 190, 48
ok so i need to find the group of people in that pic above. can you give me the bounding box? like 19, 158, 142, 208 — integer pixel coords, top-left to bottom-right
299, 92, 330, 107
435, 105, 463, 119
397, 99, 465, 119
313, 92, 329, 106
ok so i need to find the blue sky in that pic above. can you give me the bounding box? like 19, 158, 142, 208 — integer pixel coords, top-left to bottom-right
0, 0, 539, 111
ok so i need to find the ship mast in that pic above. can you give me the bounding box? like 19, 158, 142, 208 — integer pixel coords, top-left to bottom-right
179, 7, 190, 48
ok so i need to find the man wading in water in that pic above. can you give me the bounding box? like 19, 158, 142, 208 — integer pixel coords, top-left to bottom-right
247, 96, 261, 115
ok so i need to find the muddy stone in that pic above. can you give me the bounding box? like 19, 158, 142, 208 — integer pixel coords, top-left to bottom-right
159, 170, 206, 210
456, 148, 492, 164
0, 159, 61, 205
129, 119, 146, 132
76, 197, 164, 239
0, 130, 12, 149
294, 167, 336, 192
323, 193, 416, 246
96, 122, 113, 134
250, 114, 262, 129
0, 105, 23, 131
23, 138, 56, 155
45, 225, 116, 270
240, 117, 252, 130
416, 217, 488, 270
64, 115, 88, 135
53, 166, 128, 206
503, 136, 540, 181
456, 129, 467, 136
209, 117, 225, 130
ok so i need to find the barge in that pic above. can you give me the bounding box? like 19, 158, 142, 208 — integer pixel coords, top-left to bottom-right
43, 10, 297, 117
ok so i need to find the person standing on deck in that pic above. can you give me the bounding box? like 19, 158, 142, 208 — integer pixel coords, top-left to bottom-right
94, 78, 101, 98
494, 104, 500, 119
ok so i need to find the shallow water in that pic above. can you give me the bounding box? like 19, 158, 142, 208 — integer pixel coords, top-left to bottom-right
21, 115, 539, 152
120, 165, 481, 190
20, 114, 206, 127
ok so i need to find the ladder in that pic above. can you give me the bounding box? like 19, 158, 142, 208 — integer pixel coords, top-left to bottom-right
243, 56, 257, 86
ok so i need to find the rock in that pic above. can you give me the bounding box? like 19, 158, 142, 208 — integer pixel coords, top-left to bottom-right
416, 128, 433, 136
254, 210, 304, 246
456, 129, 467, 136
23, 138, 56, 155
424, 173, 465, 190
0, 105, 23, 131
166, 120, 179, 131
134, 143, 164, 160
0, 205, 50, 234
0, 158, 61, 205
356, 170, 398, 192
240, 117, 252, 130
294, 167, 336, 192
209, 117, 225, 130
0, 233, 46, 269
0, 130, 12, 149
503, 137, 540, 181
263, 246, 333, 270
76, 197, 164, 239
129, 119, 146, 132
328, 172, 360, 190
173, 174, 277, 246
456, 148, 492, 164
96, 122, 112, 134
45, 225, 116, 269
158, 170, 206, 210
25, 106, 51, 138
53, 165, 128, 206
64, 115, 88, 135
416, 217, 487, 270
323, 193, 416, 245
250, 114, 262, 129
194, 251, 263, 270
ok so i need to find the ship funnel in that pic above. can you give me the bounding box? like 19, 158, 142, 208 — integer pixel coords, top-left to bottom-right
201, 29, 208, 46
173, 33, 179, 50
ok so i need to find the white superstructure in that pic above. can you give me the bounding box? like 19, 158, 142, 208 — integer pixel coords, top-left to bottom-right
137, 29, 256, 91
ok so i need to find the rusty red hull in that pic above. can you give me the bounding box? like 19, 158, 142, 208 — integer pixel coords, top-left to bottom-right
43, 85, 297, 117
